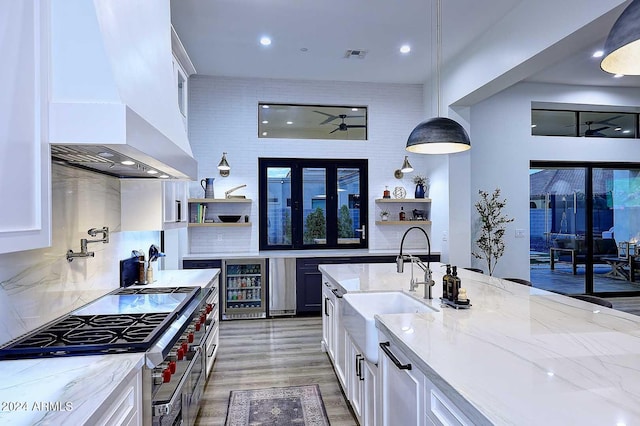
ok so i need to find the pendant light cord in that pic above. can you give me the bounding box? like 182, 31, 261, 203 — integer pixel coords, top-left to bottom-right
436, 0, 442, 118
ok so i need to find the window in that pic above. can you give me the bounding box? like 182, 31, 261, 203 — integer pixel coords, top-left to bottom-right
258, 104, 368, 140
259, 158, 368, 250
531, 108, 638, 138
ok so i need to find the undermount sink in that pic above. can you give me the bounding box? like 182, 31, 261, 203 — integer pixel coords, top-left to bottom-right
341, 291, 436, 363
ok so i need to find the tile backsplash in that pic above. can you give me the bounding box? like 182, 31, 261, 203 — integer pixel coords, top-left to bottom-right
0, 164, 160, 346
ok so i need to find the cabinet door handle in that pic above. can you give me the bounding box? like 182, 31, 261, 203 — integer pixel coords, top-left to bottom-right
379, 341, 412, 370
331, 288, 343, 299
324, 297, 329, 316
355, 354, 362, 378
358, 355, 365, 381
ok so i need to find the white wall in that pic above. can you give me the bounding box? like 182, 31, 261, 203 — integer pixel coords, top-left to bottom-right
0, 165, 160, 345
465, 82, 640, 278
187, 76, 449, 254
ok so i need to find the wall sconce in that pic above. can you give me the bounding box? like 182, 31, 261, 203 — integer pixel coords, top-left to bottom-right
394, 155, 414, 178
217, 152, 230, 177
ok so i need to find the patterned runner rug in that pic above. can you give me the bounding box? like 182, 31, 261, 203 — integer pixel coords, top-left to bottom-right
224, 384, 330, 426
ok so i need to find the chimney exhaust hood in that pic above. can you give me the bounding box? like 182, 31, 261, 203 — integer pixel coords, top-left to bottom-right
49, 0, 197, 180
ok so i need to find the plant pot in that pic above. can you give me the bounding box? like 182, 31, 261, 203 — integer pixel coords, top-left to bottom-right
381, 215, 389, 221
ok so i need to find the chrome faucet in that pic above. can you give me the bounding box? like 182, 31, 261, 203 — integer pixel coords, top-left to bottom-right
67, 227, 110, 262
396, 226, 435, 299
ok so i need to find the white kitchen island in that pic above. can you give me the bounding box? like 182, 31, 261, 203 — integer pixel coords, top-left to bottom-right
320, 262, 640, 426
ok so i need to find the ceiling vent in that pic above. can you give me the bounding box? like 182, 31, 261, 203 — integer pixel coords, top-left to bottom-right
344, 49, 368, 59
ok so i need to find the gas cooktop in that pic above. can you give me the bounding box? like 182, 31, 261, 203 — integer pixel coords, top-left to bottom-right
0, 286, 201, 360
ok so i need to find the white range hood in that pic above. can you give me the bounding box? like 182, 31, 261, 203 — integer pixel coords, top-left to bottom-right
48, 0, 197, 180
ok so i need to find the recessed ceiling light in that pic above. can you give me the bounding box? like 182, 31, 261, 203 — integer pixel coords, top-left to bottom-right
121, 160, 135, 166
352, 108, 359, 111
286, 121, 293, 125
262, 105, 270, 109
592, 50, 604, 58
260, 36, 271, 46
262, 132, 268, 136
262, 120, 269, 124
614, 73, 624, 78
400, 45, 411, 54
531, 124, 537, 128
97, 152, 114, 158
159, 174, 169, 179
147, 169, 158, 175
300, 47, 308, 52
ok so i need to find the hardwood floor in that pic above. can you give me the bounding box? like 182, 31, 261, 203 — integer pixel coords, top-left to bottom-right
196, 316, 357, 426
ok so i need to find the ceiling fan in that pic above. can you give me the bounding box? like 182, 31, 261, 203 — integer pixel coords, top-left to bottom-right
583, 121, 608, 137
329, 114, 366, 134
314, 110, 364, 125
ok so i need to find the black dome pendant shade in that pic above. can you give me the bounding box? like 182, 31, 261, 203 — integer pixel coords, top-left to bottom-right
406, 117, 471, 154
601, 0, 640, 75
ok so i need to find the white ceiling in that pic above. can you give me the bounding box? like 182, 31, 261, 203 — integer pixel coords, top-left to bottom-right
170, 0, 640, 90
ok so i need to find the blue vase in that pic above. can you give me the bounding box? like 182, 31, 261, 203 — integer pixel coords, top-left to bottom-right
415, 184, 425, 198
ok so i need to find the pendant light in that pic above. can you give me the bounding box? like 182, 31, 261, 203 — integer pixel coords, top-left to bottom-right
600, 0, 640, 75
406, 0, 470, 154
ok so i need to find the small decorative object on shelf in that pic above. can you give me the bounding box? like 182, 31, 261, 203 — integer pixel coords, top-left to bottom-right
413, 175, 429, 198
399, 207, 406, 221
393, 186, 406, 199
380, 210, 390, 221
383, 186, 391, 199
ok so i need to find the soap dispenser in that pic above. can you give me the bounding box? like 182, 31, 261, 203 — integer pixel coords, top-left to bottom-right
442, 264, 452, 300
451, 266, 461, 302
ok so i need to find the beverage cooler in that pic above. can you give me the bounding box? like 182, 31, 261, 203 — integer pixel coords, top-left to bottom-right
222, 259, 267, 320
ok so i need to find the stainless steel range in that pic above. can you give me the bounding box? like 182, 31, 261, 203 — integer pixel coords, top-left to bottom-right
0, 285, 218, 426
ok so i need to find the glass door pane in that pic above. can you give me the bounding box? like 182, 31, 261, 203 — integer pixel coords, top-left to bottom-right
266, 167, 292, 246
337, 168, 362, 245
303, 168, 327, 246
530, 166, 587, 294
593, 168, 640, 293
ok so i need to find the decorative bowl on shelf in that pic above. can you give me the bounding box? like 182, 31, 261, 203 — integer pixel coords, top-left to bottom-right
218, 215, 242, 223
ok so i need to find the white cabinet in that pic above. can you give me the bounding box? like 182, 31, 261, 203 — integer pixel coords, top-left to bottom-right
121, 179, 188, 231
321, 278, 346, 388
378, 338, 424, 426
0, 1, 51, 254
322, 282, 336, 359
91, 368, 142, 426
344, 331, 378, 426
378, 332, 473, 426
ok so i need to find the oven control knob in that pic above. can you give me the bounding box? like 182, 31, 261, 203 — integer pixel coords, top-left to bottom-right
188, 332, 194, 343
206, 303, 213, 313
181, 341, 188, 353
177, 347, 185, 360
169, 360, 177, 374
195, 320, 202, 331
200, 312, 207, 323
163, 368, 171, 383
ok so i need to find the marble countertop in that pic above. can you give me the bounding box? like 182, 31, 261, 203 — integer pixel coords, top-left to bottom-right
0, 353, 145, 425
0, 268, 219, 425
320, 263, 640, 425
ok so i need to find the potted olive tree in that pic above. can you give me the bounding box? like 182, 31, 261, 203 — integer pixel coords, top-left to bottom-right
472, 188, 514, 276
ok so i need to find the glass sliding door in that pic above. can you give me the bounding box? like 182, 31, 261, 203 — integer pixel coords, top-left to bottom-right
593, 167, 640, 294
531, 162, 640, 296
530, 166, 587, 294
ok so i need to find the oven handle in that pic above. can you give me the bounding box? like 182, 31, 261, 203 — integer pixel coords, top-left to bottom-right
153, 346, 203, 417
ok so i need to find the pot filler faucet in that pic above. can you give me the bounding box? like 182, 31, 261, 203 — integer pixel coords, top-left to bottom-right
396, 226, 435, 299
67, 227, 110, 262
